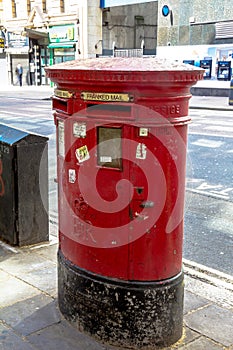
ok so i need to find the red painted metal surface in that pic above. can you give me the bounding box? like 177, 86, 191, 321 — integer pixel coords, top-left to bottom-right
46, 57, 203, 281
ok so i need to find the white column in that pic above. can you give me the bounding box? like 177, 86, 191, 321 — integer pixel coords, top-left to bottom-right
78, 0, 88, 58
78, 0, 103, 58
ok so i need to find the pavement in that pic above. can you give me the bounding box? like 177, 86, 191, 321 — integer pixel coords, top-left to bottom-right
189, 78, 232, 110
191, 78, 232, 98
0, 82, 233, 350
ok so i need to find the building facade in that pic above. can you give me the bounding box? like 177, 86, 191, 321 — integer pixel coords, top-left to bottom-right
0, 0, 102, 86
0, 0, 8, 85
157, 0, 233, 79
0, 0, 158, 86
101, 1, 158, 56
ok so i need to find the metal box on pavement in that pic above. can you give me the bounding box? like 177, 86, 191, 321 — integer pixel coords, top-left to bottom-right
0, 124, 49, 246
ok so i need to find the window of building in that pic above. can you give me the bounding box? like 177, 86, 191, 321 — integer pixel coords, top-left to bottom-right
27, 0, 31, 15
135, 15, 144, 26
42, 0, 46, 13
12, 0, 16, 17
60, 0, 65, 13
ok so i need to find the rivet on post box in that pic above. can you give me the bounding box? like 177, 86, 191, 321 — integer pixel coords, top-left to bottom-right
46, 58, 204, 349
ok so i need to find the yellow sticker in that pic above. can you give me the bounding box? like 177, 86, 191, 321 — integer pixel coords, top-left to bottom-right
75, 145, 90, 163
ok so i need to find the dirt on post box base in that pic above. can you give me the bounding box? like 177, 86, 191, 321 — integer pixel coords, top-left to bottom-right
58, 250, 184, 349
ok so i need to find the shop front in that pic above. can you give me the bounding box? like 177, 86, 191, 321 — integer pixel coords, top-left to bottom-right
26, 29, 49, 86
158, 44, 233, 80
48, 24, 78, 65
0, 32, 8, 87
5, 32, 29, 86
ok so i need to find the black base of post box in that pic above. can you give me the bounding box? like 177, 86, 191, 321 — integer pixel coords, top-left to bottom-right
58, 250, 184, 349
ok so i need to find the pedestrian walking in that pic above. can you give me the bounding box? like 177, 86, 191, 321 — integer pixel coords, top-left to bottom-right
15, 63, 23, 86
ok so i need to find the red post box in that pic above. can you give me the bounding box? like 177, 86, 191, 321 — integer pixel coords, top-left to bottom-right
46, 58, 203, 349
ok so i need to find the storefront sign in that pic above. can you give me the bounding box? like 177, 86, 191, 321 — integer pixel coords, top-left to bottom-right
49, 24, 75, 43
7, 32, 29, 48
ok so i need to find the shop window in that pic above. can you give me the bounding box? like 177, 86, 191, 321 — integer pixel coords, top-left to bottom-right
42, 0, 46, 13
12, 0, 16, 18
53, 48, 75, 65
135, 15, 144, 26
60, 0, 65, 13
27, 0, 31, 16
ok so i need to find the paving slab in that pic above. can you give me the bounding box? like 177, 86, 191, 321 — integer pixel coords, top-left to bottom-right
0, 295, 60, 336
27, 320, 107, 350
0, 247, 13, 263
28, 243, 58, 263
0, 250, 56, 275
185, 304, 233, 347
0, 270, 40, 307
0, 323, 36, 350
18, 264, 57, 296
184, 291, 211, 315
0, 248, 57, 296
180, 336, 225, 349
171, 327, 200, 349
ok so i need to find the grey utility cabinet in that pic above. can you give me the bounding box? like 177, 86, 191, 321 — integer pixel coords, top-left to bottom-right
0, 124, 49, 246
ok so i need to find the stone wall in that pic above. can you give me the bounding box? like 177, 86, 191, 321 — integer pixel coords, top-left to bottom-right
102, 1, 158, 52
158, 0, 233, 46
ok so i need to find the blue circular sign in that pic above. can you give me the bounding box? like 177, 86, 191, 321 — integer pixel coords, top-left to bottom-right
162, 5, 170, 17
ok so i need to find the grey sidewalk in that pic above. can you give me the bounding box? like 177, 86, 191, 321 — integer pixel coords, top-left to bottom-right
0, 85, 53, 100
0, 233, 233, 350
189, 95, 233, 111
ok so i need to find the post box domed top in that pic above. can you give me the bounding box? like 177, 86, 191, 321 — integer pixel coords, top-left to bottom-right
45, 57, 203, 86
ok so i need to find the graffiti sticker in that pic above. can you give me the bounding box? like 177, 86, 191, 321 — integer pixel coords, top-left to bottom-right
73, 122, 87, 138
136, 143, 147, 160
75, 145, 90, 163
68, 169, 76, 183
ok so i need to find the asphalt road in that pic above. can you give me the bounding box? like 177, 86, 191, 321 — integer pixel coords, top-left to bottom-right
0, 97, 57, 216
0, 97, 232, 275
185, 109, 233, 275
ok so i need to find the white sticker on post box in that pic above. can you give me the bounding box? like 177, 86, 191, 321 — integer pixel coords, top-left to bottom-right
100, 156, 112, 163
73, 122, 86, 138
136, 143, 147, 160
58, 120, 65, 157
75, 145, 90, 163
68, 169, 76, 183
139, 128, 149, 137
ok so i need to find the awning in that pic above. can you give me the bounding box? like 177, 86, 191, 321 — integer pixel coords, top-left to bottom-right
215, 21, 233, 39
25, 28, 48, 40
48, 42, 76, 49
